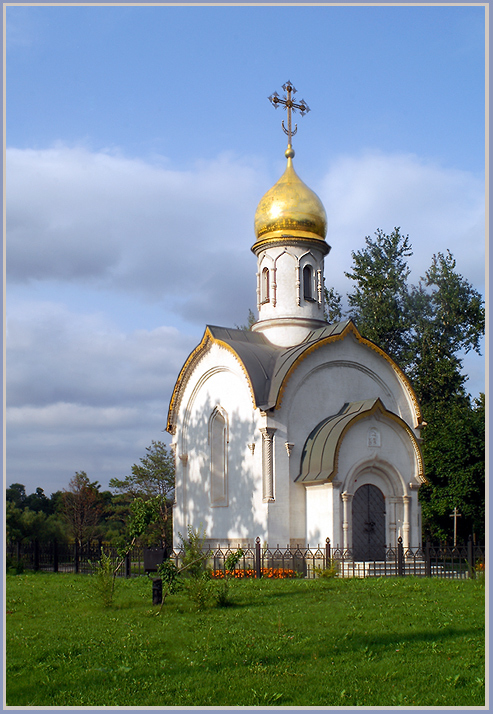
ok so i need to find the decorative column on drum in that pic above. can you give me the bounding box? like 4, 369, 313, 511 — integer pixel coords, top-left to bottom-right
260, 427, 276, 502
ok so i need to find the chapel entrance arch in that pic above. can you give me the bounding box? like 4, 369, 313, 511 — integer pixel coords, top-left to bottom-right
352, 484, 386, 561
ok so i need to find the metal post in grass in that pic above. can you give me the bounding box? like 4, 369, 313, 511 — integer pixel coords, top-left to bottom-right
397, 536, 404, 576
125, 552, 131, 578
152, 578, 163, 605
74, 541, 79, 574
255, 537, 262, 579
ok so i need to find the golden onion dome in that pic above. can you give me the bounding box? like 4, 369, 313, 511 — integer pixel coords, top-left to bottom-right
253, 146, 328, 249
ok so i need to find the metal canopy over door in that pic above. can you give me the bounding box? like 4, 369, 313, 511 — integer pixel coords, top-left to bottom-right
352, 484, 386, 561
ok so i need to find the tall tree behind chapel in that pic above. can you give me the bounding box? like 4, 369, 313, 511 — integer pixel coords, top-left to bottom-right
342, 228, 485, 541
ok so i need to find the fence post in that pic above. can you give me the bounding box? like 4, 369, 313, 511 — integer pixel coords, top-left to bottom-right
467, 535, 474, 579
425, 541, 431, 577
53, 538, 59, 573
325, 538, 331, 568
34, 539, 40, 571
74, 541, 80, 574
255, 537, 262, 579
397, 536, 404, 576
125, 552, 131, 578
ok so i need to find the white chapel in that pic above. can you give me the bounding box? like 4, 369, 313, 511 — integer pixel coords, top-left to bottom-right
166, 84, 426, 558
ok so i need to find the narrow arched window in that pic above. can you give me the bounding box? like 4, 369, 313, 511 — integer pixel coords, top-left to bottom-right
303, 265, 313, 300
210, 408, 228, 506
262, 267, 270, 303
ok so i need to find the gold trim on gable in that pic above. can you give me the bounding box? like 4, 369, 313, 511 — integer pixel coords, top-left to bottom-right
166, 327, 257, 434
275, 321, 423, 429
211, 337, 258, 411
331, 401, 425, 484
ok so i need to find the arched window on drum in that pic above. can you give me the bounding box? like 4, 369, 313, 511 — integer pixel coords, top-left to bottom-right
303, 264, 314, 301
261, 267, 270, 303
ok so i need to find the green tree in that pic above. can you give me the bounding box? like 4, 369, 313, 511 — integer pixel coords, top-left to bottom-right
343, 229, 485, 542
109, 441, 175, 548
24, 487, 52, 516
62, 471, 104, 546
406, 251, 485, 406
345, 228, 413, 363
6, 501, 67, 544
235, 309, 256, 331
419, 394, 485, 542
323, 283, 344, 323
6, 483, 27, 508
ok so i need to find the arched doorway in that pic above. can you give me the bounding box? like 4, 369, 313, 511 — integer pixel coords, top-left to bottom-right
352, 484, 386, 561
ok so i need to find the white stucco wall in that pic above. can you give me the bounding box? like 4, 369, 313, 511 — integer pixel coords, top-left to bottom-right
278, 331, 422, 547
172, 343, 265, 545
171, 328, 423, 550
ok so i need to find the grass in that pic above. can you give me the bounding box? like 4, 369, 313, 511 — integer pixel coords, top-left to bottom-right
5, 571, 485, 707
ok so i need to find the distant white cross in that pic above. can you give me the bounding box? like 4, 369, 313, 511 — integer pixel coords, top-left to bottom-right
449, 506, 462, 546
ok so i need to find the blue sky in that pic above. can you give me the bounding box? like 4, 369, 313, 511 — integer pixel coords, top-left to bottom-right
6, 3, 486, 496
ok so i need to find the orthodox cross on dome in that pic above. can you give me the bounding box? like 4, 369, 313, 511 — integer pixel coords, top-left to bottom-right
268, 81, 310, 150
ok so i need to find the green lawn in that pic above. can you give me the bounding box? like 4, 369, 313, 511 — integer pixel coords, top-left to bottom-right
5, 572, 485, 707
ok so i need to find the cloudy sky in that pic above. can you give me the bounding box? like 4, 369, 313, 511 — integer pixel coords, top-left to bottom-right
6, 4, 486, 497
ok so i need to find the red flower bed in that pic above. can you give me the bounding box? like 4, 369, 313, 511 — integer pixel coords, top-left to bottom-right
211, 567, 298, 579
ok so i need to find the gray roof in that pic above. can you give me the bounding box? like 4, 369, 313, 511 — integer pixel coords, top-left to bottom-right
207, 321, 352, 411
166, 319, 423, 436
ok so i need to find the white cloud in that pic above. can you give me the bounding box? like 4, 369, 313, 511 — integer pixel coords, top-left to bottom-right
6, 301, 198, 493
7, 145, 262, 325
7, 300, 195, 408
6, 145, 485, 495
319, 150, 485, 297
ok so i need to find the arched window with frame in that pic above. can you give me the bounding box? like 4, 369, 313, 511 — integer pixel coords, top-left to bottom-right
303, 264, 314, 301
209, 407, 228, 506
261, 267, 270, 303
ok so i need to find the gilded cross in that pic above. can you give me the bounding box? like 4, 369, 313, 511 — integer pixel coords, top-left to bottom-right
268, 81, 310, 146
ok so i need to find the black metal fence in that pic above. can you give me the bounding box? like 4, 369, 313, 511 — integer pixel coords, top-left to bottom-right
6, 536, 485, 580
168, 537, 485, 580
5, 540, 146, 577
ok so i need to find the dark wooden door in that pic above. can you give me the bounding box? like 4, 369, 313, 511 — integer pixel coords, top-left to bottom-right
352, 484, 386, 561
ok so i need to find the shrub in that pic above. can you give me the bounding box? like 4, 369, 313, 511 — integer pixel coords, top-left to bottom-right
313, 559, 339, 578
6, 556, 24, 575
178, 525, 208, 579
90, 548, 116, 607
214, 548, 244, 606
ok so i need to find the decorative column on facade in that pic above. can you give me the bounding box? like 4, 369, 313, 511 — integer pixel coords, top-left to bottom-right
388, 496, 398, 548
402, 495, 411, 550
256, 271, 261, 311
260, 427, 277, 502
317, 269, 322, 307
341, 491, 353, 553
295, 265, 301, 306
